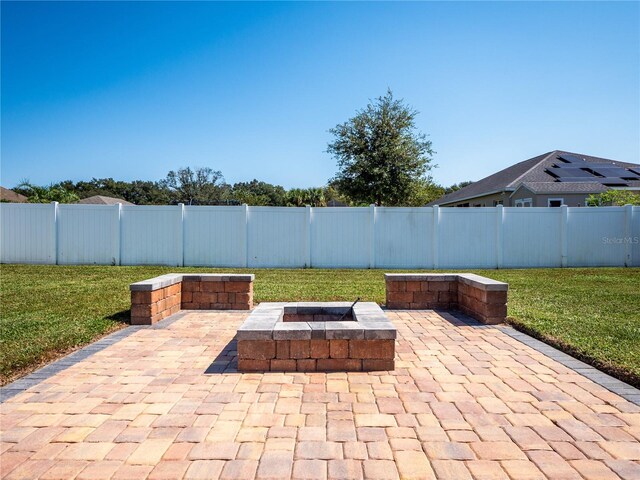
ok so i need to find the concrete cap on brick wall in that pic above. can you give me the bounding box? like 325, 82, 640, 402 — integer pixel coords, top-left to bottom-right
456, 274, 508, 291
237, 302, 396, 341
182, 274, 255, 282
384, 273, 508, 291
129, 274, 183, 291
384, 273, 457, 282
130, 273, 255, 291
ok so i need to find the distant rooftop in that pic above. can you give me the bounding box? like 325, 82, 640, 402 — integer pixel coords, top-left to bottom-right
76, 195, 134, 206
0, 186, 28, 203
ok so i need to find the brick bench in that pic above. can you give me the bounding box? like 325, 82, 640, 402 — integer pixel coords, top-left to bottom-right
385, 273, 508, 325
130, 274, 254, 325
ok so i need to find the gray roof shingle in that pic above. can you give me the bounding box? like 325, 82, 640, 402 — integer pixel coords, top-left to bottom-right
518, 182, 608, 194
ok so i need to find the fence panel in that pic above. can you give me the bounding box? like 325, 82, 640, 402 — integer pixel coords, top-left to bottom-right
311, 208, 371, 268
1, 204, 638, 268
375, 207, 433, 268
57, 204, 120, 265
120, 206, 182, 266
633, 207, 640, 266
248, 207, 307, 268
567, 207, 627, 267
437, 208, 497, 268
183, 206, 246, 267
0, 203, 56, 264
502, 207, 562, 268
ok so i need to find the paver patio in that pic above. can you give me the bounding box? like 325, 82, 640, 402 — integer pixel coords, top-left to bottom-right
1, 310, 639, 480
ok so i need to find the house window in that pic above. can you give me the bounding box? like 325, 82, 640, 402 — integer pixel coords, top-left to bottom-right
548, 198, 563, 207
456, 203, 470, 207
515, 198, 532, 207
473, 203, 484, 207
493, 200, 503, 206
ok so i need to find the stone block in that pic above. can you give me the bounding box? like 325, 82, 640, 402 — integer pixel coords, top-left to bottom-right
202, 282, 223, 293
386, 281, 406, 292
316, 359, 362, 372
271, 359, 297, 371
362, 359, 395, 371
330, 340, 349, 359
349, 340, 394, 360
237, 359, 269, 372
296, 359, 316, 372
225, 281, 251, 293
276, 341, 290, 359
310, 340, 330, 359
289, 340, 310, 359
388, 292, 413, 303
238, 340, 275, 360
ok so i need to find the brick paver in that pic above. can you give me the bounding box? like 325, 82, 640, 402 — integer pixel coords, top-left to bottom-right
1, 310, 639, 479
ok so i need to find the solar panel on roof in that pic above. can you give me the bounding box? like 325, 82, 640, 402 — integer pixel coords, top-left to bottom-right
597, 178, 629, 186
547, 167, 596, 179
552, 177, 604, 183
557, 154, 586, 164
588, 166, 640, 179
629, 168, 640, 176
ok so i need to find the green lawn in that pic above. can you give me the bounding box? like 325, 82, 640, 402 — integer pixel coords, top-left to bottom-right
1, 265, 638, 386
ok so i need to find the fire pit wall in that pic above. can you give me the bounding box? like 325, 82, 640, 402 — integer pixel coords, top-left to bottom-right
130, 274, 254, 325
237, 302, 396, 372
385, 273, 508, 325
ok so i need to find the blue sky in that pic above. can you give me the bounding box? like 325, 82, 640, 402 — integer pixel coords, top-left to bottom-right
2, 1, 639, 190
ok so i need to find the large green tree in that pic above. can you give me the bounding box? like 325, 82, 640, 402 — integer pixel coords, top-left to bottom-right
159, 167, 225, 205
327, 90, 435, 206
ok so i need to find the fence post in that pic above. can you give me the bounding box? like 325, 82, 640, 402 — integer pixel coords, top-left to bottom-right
369, 204, 376, 269
560, 204, 568, 267
244, 204, 250, 268
432, 205, 439, 269
496, 205, 504, 269
305, 205, 312, 268
624, 204, 633, 267
114, 203, 122, 266
52, 202, 59, 265
178, 203, 185, 267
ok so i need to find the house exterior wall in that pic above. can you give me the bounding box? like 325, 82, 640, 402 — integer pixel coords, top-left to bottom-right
510, 186, 592, 207
442, 189, 595, 208
439, 192, 509, 208
531, 193, 591, 207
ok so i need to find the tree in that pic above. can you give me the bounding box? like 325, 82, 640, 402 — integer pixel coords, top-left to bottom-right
231, 180, 287, 206
586, 190, 640, 206
159, 167, 224, 205
327, 89, 435, 206
445, 181, 474, 194
406, 177, 445, 206
14, 181, 80, 203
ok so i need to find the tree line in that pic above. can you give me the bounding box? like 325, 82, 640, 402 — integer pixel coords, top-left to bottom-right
13, 90, 479, 207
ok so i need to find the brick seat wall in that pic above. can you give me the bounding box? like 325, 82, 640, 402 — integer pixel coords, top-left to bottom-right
385, 273, 508, 325
130, 274, 254, 325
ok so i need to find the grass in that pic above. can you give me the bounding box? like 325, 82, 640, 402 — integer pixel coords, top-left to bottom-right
1, 265, 639, 387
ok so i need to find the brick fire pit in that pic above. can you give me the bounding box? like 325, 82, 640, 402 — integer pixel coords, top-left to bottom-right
236, 302, 396, 372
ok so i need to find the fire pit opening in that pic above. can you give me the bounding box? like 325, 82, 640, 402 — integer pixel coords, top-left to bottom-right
282, 305, 354, 322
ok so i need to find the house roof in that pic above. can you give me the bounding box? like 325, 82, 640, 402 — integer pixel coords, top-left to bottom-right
428, 150, 640, 205
0, 186, 28, 203
76, 195, 134, 206
516, 182, 609, 195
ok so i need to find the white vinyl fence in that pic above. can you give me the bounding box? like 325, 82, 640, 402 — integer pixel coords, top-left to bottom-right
1, 203, 638, 268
